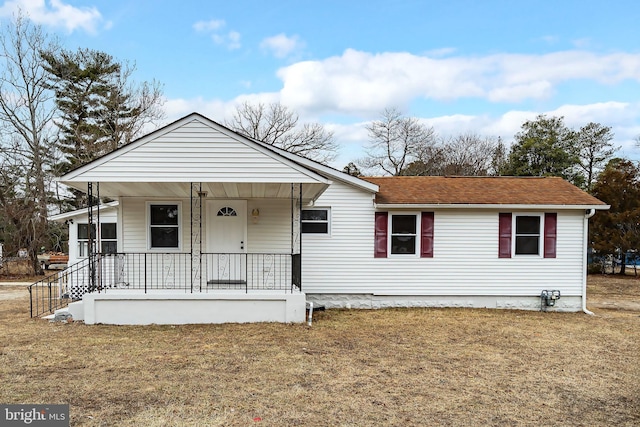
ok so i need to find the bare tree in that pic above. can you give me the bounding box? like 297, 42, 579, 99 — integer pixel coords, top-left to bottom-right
225, 101, 337, 164
359, 108, 436, 176
0, 13, 59, 273
402, 144, 447, 176
399, 133, 500, 176
440, 133, 500, 176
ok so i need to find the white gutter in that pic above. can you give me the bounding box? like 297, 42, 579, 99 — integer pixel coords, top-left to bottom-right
582, 209, 596, 315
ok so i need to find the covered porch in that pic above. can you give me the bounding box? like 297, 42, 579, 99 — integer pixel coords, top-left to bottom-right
50, 113, 333, 324
53, 179, 325, 324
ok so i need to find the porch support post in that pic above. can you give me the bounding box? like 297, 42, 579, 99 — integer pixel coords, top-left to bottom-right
299, 183, 302, 290
190, 182, 203, 293
290, 183, 302, 291
87, 182, 95, 293
96, 182, 101, 291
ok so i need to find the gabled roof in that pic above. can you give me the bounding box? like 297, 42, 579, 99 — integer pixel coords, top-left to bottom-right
59, 113, 330, 185
363, 176, 608, 209
56, 112, 378, 200
55, 113, 346, 201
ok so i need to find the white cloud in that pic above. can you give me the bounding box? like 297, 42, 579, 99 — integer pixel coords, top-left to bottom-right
162, 95, 640, 167
276, 48, 640, 116
260, 33, 304, 58
193, 18, 241, 50
0, 0, 105, 34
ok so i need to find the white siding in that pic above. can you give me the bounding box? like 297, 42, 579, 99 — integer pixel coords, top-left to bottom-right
121, 197, 293, 254
302, 181, 587, 297
72, 120, 321, 183
246, 199, 292, 253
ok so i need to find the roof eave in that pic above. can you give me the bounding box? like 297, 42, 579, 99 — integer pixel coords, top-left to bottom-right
48, 201, 119, 222
249, 139, 379, 193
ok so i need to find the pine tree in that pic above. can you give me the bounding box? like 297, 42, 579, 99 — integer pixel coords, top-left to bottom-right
43, 48, 164, 209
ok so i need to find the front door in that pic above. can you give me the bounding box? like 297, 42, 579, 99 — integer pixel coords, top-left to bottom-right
206, 200, 247, 285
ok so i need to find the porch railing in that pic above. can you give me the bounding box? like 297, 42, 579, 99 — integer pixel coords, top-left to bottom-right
104, 252, 299, 292
28, 252, 301, 317
27, 258, 90, 318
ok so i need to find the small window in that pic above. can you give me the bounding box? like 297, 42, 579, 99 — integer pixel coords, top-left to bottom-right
149, 204, 180, 249
391, 214, 417, 255
301, 209, 329, 234
101, 223, 117, 254
217, 207, 237, 217
515, 215, 540, 255
77, 224, 96, 257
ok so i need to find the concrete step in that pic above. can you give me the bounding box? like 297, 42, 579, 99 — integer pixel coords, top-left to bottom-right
67, 301, 84, 321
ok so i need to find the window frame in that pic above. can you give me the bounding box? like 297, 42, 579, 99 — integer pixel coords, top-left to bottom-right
301, 207, 331, 236
147, 202, 182, 251
100, 222, 118, 254
513, 213, 543, 257
389, 212, 419, 257
77, 223, 96, 258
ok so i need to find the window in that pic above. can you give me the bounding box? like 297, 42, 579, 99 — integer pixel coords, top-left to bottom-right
515, 215, 541, 255
101, 223, 117, 254
374, 212, 434, 258
149, 203, 180, 249
77, 223, 95, 257
301, 209, 329, 234
217, 207, 237, 216
498, 213, 556, 258
391, 214, 417, 254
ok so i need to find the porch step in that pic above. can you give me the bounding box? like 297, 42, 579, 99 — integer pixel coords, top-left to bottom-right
67, 301, 84, 321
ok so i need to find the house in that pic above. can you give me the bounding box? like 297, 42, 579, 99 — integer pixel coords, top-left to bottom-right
49, 112, 608, 325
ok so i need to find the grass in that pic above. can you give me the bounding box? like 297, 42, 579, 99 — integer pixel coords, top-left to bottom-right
0, 276, 638, 426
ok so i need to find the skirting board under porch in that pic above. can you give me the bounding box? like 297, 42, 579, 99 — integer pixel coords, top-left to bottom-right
80, 290, 307, 325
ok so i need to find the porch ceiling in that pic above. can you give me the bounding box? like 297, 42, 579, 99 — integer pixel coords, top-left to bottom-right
60, 181, 330, 202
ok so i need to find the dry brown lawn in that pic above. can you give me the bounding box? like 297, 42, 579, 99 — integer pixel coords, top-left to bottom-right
0, 276, 638, 426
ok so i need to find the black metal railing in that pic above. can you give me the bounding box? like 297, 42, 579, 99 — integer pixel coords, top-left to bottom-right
28, 252, 301, 317
97, 252, 298, 293
28, 258, 90, 318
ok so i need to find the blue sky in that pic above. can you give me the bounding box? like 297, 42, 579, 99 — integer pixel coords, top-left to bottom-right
1, 0, 640, 168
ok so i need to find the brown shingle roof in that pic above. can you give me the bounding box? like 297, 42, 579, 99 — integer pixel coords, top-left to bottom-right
362, 176, 607, 206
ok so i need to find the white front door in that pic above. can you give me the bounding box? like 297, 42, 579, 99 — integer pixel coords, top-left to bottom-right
206, 200, 247, 284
